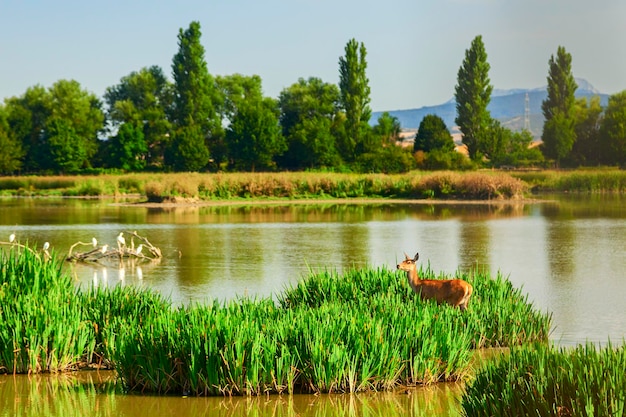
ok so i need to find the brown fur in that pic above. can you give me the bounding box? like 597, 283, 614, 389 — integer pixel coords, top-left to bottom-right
397, 252, 473, 311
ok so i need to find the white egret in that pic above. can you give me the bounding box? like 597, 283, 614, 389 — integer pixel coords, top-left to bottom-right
101, 244, 108, 254
135, 244, 143, 255
43, 242, 50, 251
117, 232, 125, 247
9, 233, 15, 243
92, 237, 98, 248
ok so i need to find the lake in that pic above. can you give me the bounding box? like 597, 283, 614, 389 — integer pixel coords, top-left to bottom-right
0, 194, 625, 416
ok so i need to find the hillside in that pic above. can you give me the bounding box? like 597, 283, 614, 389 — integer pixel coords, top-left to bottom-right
372, 79, 609, 139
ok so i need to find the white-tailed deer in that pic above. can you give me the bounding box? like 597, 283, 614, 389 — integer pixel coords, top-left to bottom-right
397, 252, 473, 311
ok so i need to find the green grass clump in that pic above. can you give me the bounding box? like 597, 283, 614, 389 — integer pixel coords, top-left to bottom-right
461, 342, 626, 416
0, 243, 552, 397
0, 247, 94, 373
279, 266, 551, 349
79, 285, 172, 366
106, 266, 550, 395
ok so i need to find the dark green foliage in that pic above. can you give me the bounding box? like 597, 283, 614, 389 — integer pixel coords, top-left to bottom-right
226, 97, 286, 171
419, 148, 475, 171
541, 46, 578, 166
3, 81, 103, 174
105, 122, 148, 171
414, 114, 454, 152
599, 90, 626, 166
45, 118, 88, 173
353, 145, 415, 174
104, 66, 173, 167
278, 77, 343, 169
455, 35, 493, 161
166, 125, 210, 171
0, 108, 24, 174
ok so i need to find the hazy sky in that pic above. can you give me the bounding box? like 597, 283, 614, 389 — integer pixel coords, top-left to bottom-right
1, 0, 625, 111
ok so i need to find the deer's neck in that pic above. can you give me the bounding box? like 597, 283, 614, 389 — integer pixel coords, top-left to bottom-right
406, 268, 421, 290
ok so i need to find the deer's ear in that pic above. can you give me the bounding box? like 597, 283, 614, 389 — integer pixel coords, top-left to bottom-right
404, 252, 411, 260
413, 252, 419, 261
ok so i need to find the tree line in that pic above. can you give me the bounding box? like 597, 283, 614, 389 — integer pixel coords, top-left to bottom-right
0, 23, 624, 175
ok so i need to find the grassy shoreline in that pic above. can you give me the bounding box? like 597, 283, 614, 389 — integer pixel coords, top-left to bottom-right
1, 170, 624, 203
0, 171, 526, 201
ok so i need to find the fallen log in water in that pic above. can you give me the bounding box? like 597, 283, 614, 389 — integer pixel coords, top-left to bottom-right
66, 231, 162, 263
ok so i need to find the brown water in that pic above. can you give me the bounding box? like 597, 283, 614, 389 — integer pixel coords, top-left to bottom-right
0, 194, 625, 415
0, 371, 462, 417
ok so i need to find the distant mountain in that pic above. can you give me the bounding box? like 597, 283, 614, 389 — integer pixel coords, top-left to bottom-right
372, 78, 609, 139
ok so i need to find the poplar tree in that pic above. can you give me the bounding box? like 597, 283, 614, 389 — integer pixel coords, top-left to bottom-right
455, 35, 493, 161
338, 38, 372, 160
169, 21, 216, 171
541, 46, 578, 167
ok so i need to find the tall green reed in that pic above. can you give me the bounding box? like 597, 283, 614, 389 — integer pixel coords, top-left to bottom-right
461, 342, 626, 416
0, 247, 94, 373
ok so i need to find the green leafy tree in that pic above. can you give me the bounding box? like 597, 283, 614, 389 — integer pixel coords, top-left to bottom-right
4, 85, 52, 171
482, 119, 509, 164
490, 128, 544, 167
455, 35, 493, 161
226, 97, 285, 171
277, 77, 342, 169
5, 81, 103, 173
215, 74, 265, 166
599, 90, 626, 166
47, 80, 104, 171
168, 21, 216, 171
541, 46, 578, 167
414, 114, 454, 152
0, 107, 24, 173
104, 66, 172, 167
570, 96, 603, 166
105, 122, 148, 171
338, 38, 372, 160
353, 145, 415, 174
372, 112, 401, 144
45, 118, 86, 173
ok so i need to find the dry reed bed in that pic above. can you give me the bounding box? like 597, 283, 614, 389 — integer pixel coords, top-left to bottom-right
2, 170, 625, 201
0, 171, 529, 200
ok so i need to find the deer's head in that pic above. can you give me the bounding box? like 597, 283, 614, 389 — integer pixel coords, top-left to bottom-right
397, 252, 419, 272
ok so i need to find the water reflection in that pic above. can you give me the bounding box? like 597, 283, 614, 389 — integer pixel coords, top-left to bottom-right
458, 222, 490, 271
0, 373, 461, 417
